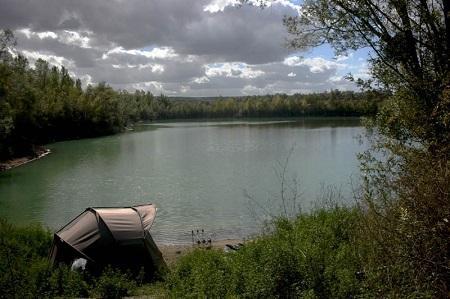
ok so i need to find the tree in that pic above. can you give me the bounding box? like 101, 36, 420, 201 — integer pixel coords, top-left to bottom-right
280, 1, 450, 296
0, 29, 16, 158
0, 29, 15, 60
284, 0, 450, 151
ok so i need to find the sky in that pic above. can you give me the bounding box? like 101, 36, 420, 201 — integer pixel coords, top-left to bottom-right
0, 0, 370, 96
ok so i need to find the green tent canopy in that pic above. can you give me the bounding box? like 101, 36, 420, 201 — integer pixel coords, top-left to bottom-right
50, 204, 167, 277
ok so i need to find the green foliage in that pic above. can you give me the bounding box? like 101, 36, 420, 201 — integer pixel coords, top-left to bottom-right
164, 90, 382, 120
358, 147, 450, 297
92, 266, 137, 299
355, 83, 450, 297
0, 29, 384, 162
283, 1, 450, 152
0, 219, 52, 297
283, 1, 450, 296
167, 207, 362, 298
168, 249, 231, 298
0, 219, 91, 298
0, 219, 140, 298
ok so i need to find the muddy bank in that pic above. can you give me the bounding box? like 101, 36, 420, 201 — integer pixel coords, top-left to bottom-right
0, 148, 51, 171
159, 239, 245, 265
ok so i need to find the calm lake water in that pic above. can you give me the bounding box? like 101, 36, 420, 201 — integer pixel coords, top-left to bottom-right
0, 118, 364, 244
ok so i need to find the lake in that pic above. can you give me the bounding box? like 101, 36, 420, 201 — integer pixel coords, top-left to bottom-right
0, 118, 364, 244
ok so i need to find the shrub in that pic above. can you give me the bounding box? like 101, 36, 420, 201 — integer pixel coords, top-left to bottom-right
359, 149, 450, 297
91, 266, 137, 299
167, 207, 363, 298
0, 219, 53, 297
168, 249, 231, 298
0, 219, 138, 298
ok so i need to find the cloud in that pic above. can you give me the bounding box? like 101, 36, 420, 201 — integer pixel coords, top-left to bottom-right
284, 56, 346, 73
111, 63, 165, 74
204, 0, 240, 13
21, 49, 75, 68
192, 76, 210, 84
102, 46, 178, 60
0, 0, 363, 95
59, 30, 92, 48
205, 62, 265, 79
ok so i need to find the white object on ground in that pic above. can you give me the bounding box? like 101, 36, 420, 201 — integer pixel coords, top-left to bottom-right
71, 258, 87, 271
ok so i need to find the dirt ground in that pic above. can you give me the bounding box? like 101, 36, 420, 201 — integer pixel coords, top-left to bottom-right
159, 239, 245, 265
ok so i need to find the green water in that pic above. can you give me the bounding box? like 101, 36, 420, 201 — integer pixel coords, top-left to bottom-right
0, 118, 365, 243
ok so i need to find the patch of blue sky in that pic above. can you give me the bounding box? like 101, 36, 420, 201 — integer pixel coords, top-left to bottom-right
291, 44, 372, 76
209, 62, 225, 68
140, 45, 158, 52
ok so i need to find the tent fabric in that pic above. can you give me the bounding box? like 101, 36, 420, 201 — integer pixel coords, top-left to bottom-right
94, 208, 143, 241
133, 205, 157, 230
50, 203, 166, 277
58, 210, 103, 252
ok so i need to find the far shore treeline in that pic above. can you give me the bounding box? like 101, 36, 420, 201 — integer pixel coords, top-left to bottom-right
0, 31, 384, 161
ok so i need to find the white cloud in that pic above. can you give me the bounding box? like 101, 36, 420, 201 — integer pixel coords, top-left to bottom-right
283, 55, 302, 66
59, 30, 91, 48
192, 76, 210, 84
335, 53, 353, 62
18, 28, 32, 38
180, 85, 190, 93
37, 31, 58, 39
102, 46, 178, 60
284, 56, 345, 73
6, 1, 366, 96
270, 0, 302, 14
148, 64, 165, 73
110, 63, 165, 73
21, 50, 74, 68
203, 0, 240, 13
130, 81, 178, 95
132, 81, 164, 91
205, 62, 264, 79
18, 28, 93, 49
241, 84, 263, 95
352, 63, 371, 80
78, 74, 94, 86
204, 0, 302, 14
18, 28, 57, 40
329, 75, 343, 82
241, 83, 282, 95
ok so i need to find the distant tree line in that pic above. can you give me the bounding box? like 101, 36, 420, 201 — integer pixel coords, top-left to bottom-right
0, 29, 385, 161
164, 91, 382, 119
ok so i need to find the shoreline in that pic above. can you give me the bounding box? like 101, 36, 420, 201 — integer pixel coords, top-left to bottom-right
159, 239, 244, 265
0, 148, 51, 172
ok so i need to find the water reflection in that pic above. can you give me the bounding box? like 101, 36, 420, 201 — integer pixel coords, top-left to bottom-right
0, 118, 364, 244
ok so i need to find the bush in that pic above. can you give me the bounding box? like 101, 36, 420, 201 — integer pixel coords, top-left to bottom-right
167, 207, 363, 298
0, 219, 53, 297
168, 249, 231, 298
359, 149, 450, 297
91, 266, 137, 299
0, 219, 139, 298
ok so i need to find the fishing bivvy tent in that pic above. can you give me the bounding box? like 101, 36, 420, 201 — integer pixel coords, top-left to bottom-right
50, 204, 167, 278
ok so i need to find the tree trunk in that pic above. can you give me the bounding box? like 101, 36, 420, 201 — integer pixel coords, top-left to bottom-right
443, 0, 450, 73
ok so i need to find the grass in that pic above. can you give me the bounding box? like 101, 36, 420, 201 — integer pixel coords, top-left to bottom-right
1, 207, 364, 298
0, 219, 139, 298
2, 199, 444, 298
167, 207, 363, 298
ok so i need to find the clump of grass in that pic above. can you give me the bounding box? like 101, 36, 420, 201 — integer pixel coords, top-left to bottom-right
167, 207, 363, 298
167, 249, 231, 297
0, 219, 139, 298
358, 148, 450, 297
91, 267, 137, 299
